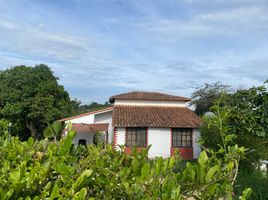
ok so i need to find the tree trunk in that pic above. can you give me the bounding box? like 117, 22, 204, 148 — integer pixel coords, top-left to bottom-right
26, 119, 37, 139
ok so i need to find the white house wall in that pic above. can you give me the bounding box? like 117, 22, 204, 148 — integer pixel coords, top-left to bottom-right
193, 129, 201, 159
94, 111, 113, 143
115, 127, 201, 159
114, 99, 186, 107
148, 128, 171, 158
65, 114, 94, 124
73, 132, 94, 145
116, 128, 125, 149
64, 110, 114, 144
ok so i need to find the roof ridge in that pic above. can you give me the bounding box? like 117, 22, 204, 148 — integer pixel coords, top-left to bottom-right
109, 91, 191, 103
114, 105, 189, 108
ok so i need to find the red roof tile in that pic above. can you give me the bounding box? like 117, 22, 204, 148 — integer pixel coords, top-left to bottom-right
72, 123, 109, 133
112, 106, 201, 128
109, 91, 191, 103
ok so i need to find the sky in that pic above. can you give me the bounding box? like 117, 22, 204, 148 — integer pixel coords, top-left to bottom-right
0, 0, 268, 103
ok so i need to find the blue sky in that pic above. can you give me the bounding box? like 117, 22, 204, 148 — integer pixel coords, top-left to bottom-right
0, 0, 268, 103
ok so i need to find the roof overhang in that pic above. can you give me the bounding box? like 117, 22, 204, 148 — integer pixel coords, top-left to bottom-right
109, 91, 191, 103
60, 107, 113, 122
71, 123, 109, 133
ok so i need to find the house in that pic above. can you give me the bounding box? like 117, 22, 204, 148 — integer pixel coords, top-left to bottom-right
61, 91, 201, 159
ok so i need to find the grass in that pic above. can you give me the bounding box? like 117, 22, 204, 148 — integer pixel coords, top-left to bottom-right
235, 165, 268, 200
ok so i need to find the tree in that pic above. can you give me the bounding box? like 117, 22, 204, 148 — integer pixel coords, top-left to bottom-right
0, 64, 73, 139
201, 84, 268, 199
227, 81, 268, 161
190, 82, 231, 115
72, 101, 111, 115
201, 81, 268, 162
228, 82, 268, 137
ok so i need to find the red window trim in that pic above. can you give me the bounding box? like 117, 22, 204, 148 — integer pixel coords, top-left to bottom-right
113, 127, 118, 149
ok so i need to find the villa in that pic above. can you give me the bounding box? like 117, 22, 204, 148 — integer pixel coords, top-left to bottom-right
61, 91, 201, 159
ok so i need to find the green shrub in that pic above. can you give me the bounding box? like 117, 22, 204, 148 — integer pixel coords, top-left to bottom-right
235, 166, 268, 200
0, 122, 252, 199
0, 119, 8, 137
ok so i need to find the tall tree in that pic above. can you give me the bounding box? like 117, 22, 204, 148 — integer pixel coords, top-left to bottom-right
201, 81, 268, 162
0, 64, 73, 139
190, 82, 231, 115
227, 81, 268, 161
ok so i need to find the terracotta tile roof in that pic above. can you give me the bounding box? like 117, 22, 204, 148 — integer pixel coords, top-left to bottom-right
109, 91, 191, 103
60, 107, 113, 121
72, 123, 109, 133
112, 106, 201, 128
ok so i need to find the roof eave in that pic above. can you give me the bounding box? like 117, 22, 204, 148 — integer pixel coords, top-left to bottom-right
60, 107, 113, 122
110, 98, 191, 103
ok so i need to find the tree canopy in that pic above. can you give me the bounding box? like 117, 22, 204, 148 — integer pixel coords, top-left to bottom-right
190, 82, 232, 115
71, 100, 111, 115
201, 80, 268, 162
0, 64, 73, 140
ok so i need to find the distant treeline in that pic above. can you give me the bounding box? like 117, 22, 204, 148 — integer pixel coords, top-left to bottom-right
70, 100, 111, 115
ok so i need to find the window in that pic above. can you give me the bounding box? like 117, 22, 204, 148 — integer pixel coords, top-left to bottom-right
172, 128, 192, 148
126, 127, 147, 147
78, 139, 87, 146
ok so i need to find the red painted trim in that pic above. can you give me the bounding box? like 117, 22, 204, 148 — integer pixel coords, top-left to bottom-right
146, 127, 149, 146
124, 127, 127, 145
170, 128, 172, 157
113, 127, 117, 149
170, 128, 194, 160
124, 147, 144, 154
192, 129, 194, 150
171, 148, 193, 160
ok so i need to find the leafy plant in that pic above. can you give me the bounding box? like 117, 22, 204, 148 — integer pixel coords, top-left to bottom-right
44, 120, 66, 142
0, 119, 8, 137
0, 128, 251, 199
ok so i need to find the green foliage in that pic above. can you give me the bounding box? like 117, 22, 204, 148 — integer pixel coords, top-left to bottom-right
200, 91, 268, 199
93, 131, 104, 145
0, 131, 251, 199
228, 83, 268, 138
200, 116, 222, 151
0, 95, 251, 199
71, 100, 111, 115
0, 65, 73, 139
201, 81, 268, 162
0, 119, 8, 136
190, 82, 231, 115
44, 120, 66, 142
235, 166, 268, 200
227, 83, 268, 161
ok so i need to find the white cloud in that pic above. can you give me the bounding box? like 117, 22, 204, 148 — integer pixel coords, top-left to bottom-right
0, 0, 268, 102
141, 1, 268, 40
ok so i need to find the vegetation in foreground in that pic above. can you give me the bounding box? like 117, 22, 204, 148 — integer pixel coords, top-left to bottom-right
235, 166, 268, 200
0, 104, 252, 199
197, 82, 268, 200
